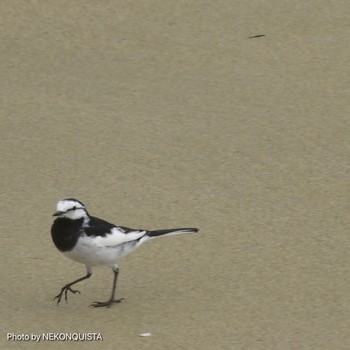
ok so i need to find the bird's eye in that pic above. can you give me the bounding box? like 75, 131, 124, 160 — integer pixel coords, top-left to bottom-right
73, 206, 76, 210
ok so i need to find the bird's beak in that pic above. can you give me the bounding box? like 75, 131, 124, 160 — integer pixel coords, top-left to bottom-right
53, 211, 64, 217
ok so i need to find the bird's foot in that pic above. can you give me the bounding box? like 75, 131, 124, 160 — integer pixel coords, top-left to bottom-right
54, 285, 81, 305
90, 297, 125, 308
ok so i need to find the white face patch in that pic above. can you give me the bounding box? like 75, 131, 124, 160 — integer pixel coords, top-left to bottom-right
63, 208, 88, 220
55, 199, 88, 220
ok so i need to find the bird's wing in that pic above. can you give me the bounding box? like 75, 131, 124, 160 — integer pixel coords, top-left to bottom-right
82, 216, 147, 248
92, 226, 147, 248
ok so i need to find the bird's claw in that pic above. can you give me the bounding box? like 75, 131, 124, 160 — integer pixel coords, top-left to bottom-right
90, 297, 125, 308
54, 286, 81, 305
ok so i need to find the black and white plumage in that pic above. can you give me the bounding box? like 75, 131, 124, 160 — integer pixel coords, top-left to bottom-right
51, 198, 198, 308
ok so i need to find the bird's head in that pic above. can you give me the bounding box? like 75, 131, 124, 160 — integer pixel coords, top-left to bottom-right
53, 198, 89, 220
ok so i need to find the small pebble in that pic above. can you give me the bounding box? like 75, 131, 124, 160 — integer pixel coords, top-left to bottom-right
139, 332, 152, 337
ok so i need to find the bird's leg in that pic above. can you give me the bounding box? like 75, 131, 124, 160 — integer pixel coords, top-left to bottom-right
91, 267, 125, 308
54, 271, 92, 305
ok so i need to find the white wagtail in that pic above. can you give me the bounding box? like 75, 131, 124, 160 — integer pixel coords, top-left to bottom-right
51, 198, 199, 308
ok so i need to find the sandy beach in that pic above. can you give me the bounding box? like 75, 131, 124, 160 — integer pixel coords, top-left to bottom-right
1, 1, 350, 349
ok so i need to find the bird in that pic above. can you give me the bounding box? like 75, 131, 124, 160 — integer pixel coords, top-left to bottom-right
51, 198, 198, 308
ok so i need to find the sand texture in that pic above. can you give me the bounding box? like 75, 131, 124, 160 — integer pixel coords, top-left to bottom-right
1, 1, 350, 349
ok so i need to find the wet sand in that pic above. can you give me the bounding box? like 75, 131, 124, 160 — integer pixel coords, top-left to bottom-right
1, 1, 350, 349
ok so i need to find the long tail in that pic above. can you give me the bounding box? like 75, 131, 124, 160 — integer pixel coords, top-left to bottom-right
147, 227, 198, 238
